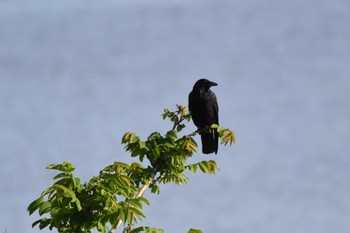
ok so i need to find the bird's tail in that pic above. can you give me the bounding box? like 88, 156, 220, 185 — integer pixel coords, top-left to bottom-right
201, 131, 218, 154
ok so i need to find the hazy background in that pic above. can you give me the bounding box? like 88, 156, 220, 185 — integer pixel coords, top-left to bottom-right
1, 0, 349, 232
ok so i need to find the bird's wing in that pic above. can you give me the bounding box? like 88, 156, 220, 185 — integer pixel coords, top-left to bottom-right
213, 93, 219, 125
207, 90, 219, 125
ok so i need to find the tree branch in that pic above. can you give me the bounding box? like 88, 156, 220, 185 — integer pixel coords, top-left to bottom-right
187, 130, 199, 137
172, 113, 187, 131
108, 166, 159, 233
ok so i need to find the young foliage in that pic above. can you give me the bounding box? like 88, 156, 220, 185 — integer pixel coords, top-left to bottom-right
211, 124, 236, 145
28, 105, 235, 233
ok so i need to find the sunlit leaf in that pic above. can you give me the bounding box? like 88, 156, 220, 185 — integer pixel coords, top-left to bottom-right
72, 177, 81, 188
54, 184, 82, 211
221, 129, 236, 145
166, 130, 178, 141
138, 197, 150, 206
47, 162, 74, 172
198, 161, 209, 173
184, 136, 197, 154
51, 172, 69, 182
97, 221, 106, 233
130, 133, 140, 143
122, 132, 132, 143
208, 160, 219, 174
127, 198, 142, 209
119, 208, 126, 223
139, 141, 147, 150
129, 206, 146, 220
187, 164, 198, 173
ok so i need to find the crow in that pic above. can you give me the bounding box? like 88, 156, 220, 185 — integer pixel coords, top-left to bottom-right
188, 79, 219, 154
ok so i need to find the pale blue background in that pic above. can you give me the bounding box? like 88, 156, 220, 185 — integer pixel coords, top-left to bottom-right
1, 0, 349, 232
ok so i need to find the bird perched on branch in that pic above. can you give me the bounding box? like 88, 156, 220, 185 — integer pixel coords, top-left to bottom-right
188, 79, 219, 154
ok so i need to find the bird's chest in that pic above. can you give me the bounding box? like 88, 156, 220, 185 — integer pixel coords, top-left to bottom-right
190, 92, 213, 117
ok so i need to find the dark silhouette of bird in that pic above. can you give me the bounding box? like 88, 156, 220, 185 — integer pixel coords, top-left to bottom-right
188, 79, 219, 154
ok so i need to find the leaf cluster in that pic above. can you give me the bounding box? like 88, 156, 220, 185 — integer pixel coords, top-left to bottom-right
28, 161, 150, 233
28, 105, 235, 233
211, 124, 236, 145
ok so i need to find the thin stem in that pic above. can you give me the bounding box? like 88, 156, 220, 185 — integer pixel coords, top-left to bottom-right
109, 166, 159, 233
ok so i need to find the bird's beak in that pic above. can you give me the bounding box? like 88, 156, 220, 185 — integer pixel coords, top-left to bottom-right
210, 81, 218, 86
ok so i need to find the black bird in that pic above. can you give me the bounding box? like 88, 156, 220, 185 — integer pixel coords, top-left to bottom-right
188, 79, 219, 154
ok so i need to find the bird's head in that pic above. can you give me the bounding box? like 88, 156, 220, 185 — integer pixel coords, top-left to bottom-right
193, 79, 218, 91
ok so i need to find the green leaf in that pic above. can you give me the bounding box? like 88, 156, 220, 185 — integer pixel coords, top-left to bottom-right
129, 206, 146, 220
51, 172, 69, 181
187, 164, 198, 173
97, 221, 106, 233
221, 129, 236, 145
113, 161, 130, 171
38, 201, 51, 215
27, 196, 45, 215
208, 160, 219, 174
41, 186, 55, 197
187, 229, 203, 233
131, 148, 141, 157
154, 145, 160, 156
164, 141, 175, 148
212, 125, 236, 145
32, 219, 42, 229
198, 161, 209, 173
176, 124, 185, 132
122, 132, 132, 143
32, 218, 51, 230
162, 108, 170, 119
54, 184, 82, 211
166, 130, 178, 141
148, 132, 161, 141
212, 124, 225, 133
138, 197, 150, 206
72, 177, 81, 188
127, 198, 143, 209
130, 133, 140, 143
184, 136, 197, 154
139, 141, 147, 150
150, 184, 160, 194
117, 208, 126, 223
47, 162, 75, 172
